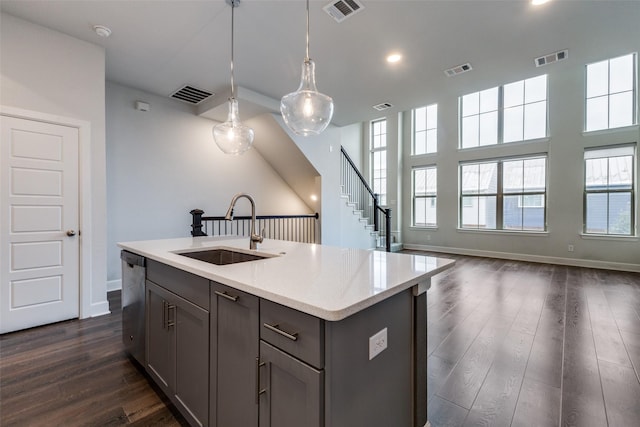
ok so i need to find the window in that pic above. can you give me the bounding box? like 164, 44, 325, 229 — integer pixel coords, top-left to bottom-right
412, 166, 437, 227
460, 75, 548, 148
502, 157, 546, 231
370, 119, 387, 205
461, 87, 499, 148
413, 104, 437, 154
460, 156, 547, 231
586, 53, 637, 132
584, 145, 635, 235
504, 75, 548, 142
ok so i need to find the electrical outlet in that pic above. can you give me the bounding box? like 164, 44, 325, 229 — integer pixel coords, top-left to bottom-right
568, 244, 574, 252
369, 328, 388, 360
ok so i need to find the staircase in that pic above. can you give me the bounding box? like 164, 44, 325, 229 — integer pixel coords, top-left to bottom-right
340, 147, 393, 252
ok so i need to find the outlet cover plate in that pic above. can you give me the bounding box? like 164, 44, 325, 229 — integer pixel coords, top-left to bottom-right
369, 328, 388, 360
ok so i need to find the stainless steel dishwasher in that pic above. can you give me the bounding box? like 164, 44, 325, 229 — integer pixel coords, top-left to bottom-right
121, 250, 146, 366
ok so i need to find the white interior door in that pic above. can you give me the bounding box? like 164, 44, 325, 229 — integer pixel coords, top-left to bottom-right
0, 116, 80, 334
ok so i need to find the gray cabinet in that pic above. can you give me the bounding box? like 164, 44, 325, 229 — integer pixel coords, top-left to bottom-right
210, 282, 259, 427
138, 259, 423, 427
258, 340, 323, 427
146, 261, 210, 427
258, 299, 325, 427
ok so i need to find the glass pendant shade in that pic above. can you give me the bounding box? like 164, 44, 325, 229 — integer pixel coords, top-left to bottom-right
281, 59, 334, 136
213, 98, 254, 156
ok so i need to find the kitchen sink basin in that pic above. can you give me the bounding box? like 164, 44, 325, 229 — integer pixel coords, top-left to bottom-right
177, 248, 270, 265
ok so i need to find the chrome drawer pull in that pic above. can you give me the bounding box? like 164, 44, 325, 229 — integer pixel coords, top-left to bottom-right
215, 290, 239, 302
166, 304, 176, 328
255, 357, 266, 404
263, 323, 298, 341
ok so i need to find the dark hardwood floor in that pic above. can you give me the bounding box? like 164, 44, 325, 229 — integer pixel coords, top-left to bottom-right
1, 253, 639, 426
411, 252, 640, 427
0, 291, 188, 426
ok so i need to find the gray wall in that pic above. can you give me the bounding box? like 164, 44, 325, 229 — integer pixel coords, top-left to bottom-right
398, 54, 640, 270
106, 82, 312, 285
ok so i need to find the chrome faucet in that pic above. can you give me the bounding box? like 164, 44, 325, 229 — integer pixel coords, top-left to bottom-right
225, 193, 263, 250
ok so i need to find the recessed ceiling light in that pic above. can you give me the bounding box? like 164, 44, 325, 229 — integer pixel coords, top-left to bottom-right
93, 25, 112, 38
386, 53, 402, 64
310, 194, 318, 202
531, 0, 551, 5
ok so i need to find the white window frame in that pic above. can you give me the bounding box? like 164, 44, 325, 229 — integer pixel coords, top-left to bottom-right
370, 118, 387, 206
585, 53, 637, 132
459, 155, 548, 231
412, 104, 438, 155
583, 144, 635, 236
459, 74, 548, 149
412, 165, 437, 227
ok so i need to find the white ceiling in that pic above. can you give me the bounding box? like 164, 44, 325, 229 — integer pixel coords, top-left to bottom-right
2, 0, 639, 126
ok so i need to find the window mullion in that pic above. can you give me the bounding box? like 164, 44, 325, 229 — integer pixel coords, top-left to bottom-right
496, 162, 504, 229
498, 86, 504, 144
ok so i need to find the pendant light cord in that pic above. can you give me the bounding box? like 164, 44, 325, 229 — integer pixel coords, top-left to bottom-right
305, 0, 310, 61
230, 1, 236, 99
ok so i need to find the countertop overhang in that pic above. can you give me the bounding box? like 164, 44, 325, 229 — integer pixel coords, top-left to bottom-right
118, 236, 455, 321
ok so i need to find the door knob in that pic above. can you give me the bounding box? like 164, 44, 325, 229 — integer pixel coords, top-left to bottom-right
66, 230, 76, 237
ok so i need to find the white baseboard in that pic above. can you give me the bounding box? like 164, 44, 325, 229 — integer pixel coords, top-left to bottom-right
107, 279, 122, 292
402, 243, 640, 273
90, 300, 111, 317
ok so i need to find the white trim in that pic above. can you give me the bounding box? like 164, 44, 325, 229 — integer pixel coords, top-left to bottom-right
91, 301, 111, 317
580, 233, 639, 242
0, 105, 106, 319
456, 228, 549, 237
107, 279, 123, 292
582, 124, 638, 137
403, 243, 640, 273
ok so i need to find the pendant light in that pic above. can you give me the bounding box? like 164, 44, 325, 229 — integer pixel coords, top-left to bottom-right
280, 0, 334, 136
213, 0, 254, 155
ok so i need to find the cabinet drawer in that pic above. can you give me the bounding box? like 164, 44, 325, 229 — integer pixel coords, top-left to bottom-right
260, 299, 324, 369
147, 259, 209, 310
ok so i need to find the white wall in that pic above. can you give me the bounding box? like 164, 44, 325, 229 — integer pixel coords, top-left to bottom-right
399, 52, 640, 270
0, 13, 109, 315
106, 82, 311, 283
273, 115, 364, 248
340, 123, 364, 170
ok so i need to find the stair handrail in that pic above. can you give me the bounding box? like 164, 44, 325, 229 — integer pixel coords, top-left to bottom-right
340, 146, 376, 199
340, 146, 392, 252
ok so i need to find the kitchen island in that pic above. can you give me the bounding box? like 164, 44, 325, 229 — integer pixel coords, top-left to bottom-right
119, 236, 454, 427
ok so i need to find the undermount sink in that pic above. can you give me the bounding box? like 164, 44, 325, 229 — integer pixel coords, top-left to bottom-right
177, 248, 271, 265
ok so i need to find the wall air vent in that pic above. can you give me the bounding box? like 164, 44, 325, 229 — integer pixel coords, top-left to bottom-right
323, 0, 365, 23
444, 63, 473, 77
535, 49, 569, 67
373, 102, 393, 111
170, 85, 214, 105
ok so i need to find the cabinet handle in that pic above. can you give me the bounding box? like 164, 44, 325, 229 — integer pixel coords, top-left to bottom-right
162, 300, 167, 329
166, 304, 176, 328
263, 323, 298, 341
214, 290, 239, 302
255, 357, 266, 404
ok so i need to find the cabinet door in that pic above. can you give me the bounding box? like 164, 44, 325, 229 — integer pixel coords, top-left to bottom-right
259, 341, 323, 427
147, 280, 209, 427
146, 281, 174, 394
211, 282, 259, 427
174, 293, 210, 427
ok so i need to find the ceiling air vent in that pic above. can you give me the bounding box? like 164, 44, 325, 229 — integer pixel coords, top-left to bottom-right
535, 49, 569, 67
444, 63, 473, 77
324, 0, 365, 23
170, 85, 214, 105
373, 102, 393, 111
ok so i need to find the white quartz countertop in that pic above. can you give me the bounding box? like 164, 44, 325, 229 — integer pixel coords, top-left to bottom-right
118, 236, 455, 321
